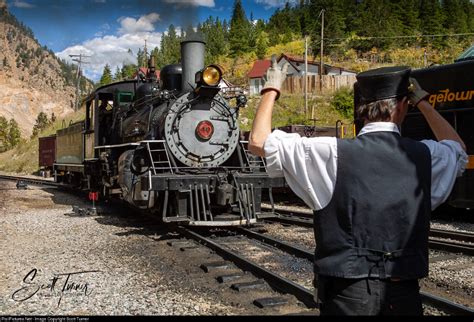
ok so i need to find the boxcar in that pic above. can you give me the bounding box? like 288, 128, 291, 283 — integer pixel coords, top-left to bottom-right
38, 135, 56, 170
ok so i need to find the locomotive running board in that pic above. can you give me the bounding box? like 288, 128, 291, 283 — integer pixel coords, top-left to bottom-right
188, 219, 258, 226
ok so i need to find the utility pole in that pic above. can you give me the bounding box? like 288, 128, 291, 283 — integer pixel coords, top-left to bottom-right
319, 9, 325, 92
304, 35, 308, 118
144, 39, 148, 68
69, 53, 91, 111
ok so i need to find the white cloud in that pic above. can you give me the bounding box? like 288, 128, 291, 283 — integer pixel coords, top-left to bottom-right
56, 28, 162, 81
163, 0, 215, 7
118, 12, 160, 34
255, 0, 296, 9
94, 23, 111, 37
11, 0, 35, 8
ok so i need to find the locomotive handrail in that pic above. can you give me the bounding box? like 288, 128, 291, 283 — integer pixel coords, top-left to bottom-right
95, 142, 141, 149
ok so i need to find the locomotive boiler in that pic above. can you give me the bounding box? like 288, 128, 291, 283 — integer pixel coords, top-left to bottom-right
51, 38, 284, 226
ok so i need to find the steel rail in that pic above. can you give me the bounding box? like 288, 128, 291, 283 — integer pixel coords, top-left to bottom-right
428, 239, 474, 256
261, 204, 313, 218
262, 205, 474, 245
181, 226, 473, 315
420, 291, 474, 315
177, 226, 318, 309
430, 228, 474, 243
265, 215, 474, 255
265, 214, 313, 227
234, 227, 314, 261
0, 174, 60, 187
237, 227, 473, 315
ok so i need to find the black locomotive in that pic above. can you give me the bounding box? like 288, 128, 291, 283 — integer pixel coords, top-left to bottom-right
50, 39, 284, 226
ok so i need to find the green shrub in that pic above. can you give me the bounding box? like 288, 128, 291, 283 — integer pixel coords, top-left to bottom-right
331, 87, 354, 119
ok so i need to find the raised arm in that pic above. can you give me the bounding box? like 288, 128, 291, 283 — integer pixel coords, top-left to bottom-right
408, 78, 466, 151
248, 57, 289, 157
248, 91, 278, 157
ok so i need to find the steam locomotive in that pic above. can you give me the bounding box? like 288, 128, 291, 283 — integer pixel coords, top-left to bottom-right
45, 39, 285, 226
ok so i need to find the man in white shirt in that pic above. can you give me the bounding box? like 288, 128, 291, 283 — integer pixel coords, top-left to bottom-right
248, 60, 467, 316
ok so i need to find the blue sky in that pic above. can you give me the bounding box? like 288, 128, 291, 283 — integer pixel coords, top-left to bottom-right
7, 0, 291, 80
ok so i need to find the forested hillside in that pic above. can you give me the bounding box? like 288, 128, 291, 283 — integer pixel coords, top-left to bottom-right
105, 0, 474, 86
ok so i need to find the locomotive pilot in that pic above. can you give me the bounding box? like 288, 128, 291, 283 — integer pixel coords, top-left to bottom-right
248, 60, 468, 316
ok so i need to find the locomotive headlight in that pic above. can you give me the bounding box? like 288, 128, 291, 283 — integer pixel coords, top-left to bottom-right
202, 66, 222, 86
196, 65, 223, 87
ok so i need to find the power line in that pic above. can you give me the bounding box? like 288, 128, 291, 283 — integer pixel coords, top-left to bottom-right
322, 32, 474, 42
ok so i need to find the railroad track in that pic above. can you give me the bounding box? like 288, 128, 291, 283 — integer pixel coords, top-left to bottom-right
0, 174, 60, 187
261, 205, 474, 256
178, 225, 474, 315
177, 226, 317, 309
1, 174, 472, 315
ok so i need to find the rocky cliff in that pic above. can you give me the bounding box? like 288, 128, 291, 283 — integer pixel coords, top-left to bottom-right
0, 3, 91, 137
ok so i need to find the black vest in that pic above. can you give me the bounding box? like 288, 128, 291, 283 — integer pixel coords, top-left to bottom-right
313, 131, 431, 280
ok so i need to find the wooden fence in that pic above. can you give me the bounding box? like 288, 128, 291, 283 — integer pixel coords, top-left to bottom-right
281, 75, 357, 94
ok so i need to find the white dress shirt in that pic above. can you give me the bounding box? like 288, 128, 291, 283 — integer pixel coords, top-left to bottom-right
264, 122, 468, 211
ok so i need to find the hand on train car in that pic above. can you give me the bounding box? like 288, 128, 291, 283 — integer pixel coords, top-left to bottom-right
408, 77, 429, 106
260, 55, 290, 100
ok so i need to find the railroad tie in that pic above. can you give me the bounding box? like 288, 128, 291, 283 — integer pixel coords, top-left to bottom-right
253, 297, 289, 308
230, 279, 266, 291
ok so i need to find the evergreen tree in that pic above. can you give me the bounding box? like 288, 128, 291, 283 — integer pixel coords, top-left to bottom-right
228, 0, 251, 56
99, 64, 113, 86
121, 64, 137, 80
2, 57, 8, 68
199, 16, 228, 64
255, 30, 269, 59
386, 0, 420, 47
468, 1, 474, 32
113, 66, 122, 81
443, 0, 468, 34
31, 112, 49, 138
7, 118, 20, 148
419, 0, 445, 47
351, 0, 403, 51
157, 24, 181, 67
0, 116, 8, 151
297, 0, 311, 36
137, 48, 146, 68
309, 0, 349, 56
150, 46, 161, 69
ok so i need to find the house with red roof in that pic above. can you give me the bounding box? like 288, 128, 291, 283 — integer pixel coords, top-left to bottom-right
247, 59, 272, 95
247, 54, 356, 95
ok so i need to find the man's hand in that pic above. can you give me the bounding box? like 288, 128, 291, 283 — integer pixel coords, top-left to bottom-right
260, 56, 289, 100
408, 77, 429, 106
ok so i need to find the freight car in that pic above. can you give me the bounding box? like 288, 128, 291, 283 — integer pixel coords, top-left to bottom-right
47, 38, 285, 226
355, 60, 474, 209
38, 134, 56, 176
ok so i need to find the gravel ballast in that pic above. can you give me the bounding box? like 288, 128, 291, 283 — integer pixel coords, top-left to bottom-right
0, 181, 266, 315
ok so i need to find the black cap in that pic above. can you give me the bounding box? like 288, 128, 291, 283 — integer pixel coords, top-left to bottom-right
356, 66, 411, 103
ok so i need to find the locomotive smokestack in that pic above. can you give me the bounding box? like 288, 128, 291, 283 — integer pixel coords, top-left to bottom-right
180, 38, 205, 92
